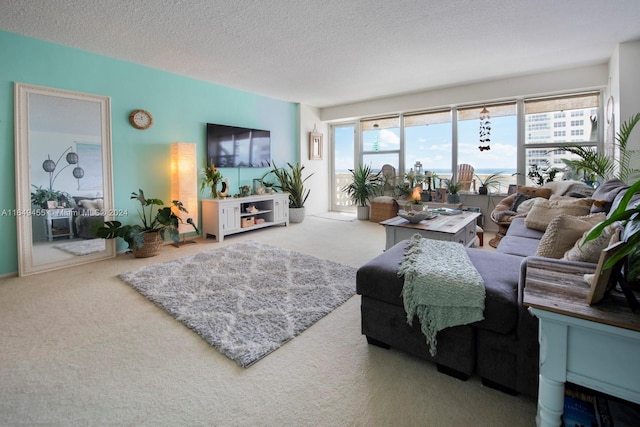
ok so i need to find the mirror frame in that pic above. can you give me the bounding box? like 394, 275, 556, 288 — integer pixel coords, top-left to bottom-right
14, 83, 115, 276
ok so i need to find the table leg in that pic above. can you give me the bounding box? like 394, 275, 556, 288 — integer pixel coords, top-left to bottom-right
536, 374, 564, 426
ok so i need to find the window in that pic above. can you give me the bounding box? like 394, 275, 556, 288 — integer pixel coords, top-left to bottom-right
457, 103, 517, 193
404, 110, 452, 181
330, 91, 602, 204
524, 92, 600, 184
361, 117, 400, 174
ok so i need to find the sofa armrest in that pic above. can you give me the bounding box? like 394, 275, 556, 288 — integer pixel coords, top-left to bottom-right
518, 256, 597, 305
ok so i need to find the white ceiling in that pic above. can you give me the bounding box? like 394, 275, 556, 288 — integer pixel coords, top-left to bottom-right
2, 0, 640, 108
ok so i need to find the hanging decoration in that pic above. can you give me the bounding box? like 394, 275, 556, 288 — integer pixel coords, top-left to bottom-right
479, 106, 491, 151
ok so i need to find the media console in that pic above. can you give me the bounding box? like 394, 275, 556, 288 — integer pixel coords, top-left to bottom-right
202, 193, 289, 242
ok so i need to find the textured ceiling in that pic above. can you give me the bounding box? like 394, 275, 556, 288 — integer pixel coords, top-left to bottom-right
2, 0, 640, 108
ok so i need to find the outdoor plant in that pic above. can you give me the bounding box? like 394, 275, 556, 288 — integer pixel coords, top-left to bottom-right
444, 179, 462, 195
269, 161, 313, 208
93, 189, 199, 250
527, 161, 559, 186
475, 172, 503, 194
342, 163, 383, 207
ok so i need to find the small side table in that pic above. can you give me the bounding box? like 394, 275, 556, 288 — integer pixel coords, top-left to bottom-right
523, 258, 640, 427
43, 208, 74, 241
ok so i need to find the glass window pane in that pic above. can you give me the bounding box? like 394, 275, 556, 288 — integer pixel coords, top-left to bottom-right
457, 103, 517, 193
333, 125, 355, 209
405, 111, 452, 185
362, 117, 400, 152
525, 93, 600, 144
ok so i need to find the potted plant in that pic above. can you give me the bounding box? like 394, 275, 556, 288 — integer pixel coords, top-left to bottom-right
475, 172, 503, 195
93, 189, 199, 258
269, 161, 313, 223
562, 112, 640, 184
342, 164, 383, 220
30, 185, 71, 208
200, 161, 223, 198
444, 179, 462, 203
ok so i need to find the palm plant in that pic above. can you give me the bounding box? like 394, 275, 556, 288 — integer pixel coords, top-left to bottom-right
269, 161, 313, 208
475, 172, 503, 194
562, 112, 640, 184
342, 163, 383, 207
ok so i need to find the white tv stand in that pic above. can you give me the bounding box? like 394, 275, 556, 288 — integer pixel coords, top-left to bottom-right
202, 193, 289, 242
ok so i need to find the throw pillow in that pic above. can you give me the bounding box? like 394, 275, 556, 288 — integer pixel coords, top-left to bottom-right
563, 223, 620, 263
516, 185, 552, 200
524, 198, 594, 231
589, 179, 628, 214
536, 213, 606, 259
516, 197, 546, 214
510, 193, 532, 212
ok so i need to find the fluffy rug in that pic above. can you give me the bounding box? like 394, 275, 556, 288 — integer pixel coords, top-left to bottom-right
118, 241, 356, 367
53, 239, 105, 256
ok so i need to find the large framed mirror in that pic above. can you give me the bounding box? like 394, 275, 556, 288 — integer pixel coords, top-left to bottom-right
14, 83, 115, 276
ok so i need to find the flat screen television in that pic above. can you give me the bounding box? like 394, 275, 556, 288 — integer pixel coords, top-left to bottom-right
206, 123, 271, 168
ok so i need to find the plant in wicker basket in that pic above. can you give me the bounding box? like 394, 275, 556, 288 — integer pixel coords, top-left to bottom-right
93, 189, 199, 256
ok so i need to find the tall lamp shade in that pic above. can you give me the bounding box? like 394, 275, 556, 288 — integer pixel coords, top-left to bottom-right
170, 142, 198, 235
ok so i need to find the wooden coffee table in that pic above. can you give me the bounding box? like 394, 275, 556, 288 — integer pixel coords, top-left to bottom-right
380, 211, 481, 250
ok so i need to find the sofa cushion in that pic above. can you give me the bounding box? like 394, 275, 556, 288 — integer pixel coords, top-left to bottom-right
467, 249, 522, 335
536, 213, 606, 259
496, 235, 540, 257
517, 185, 552, 199
563, 223, 620, 263
505, 218, 545, 240
590, 179, 628, 214
524, 197, 594, 231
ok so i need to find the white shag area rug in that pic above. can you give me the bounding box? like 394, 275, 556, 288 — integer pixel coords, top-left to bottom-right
52, 239, 105, 256
118, 240, 356, 367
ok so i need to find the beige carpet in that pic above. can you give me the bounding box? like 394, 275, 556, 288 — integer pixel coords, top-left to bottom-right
0, 216, 535, 426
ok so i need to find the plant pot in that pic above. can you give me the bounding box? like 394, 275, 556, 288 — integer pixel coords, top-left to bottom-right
356, 205, 370, 220
478, 186, 488, 195
289, 207, 306, 223
410, 204, 424, 212
447, 194, 460, 203
132, 232, 163, 258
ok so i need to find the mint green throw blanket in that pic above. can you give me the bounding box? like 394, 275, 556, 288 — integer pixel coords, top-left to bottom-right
399, 235, 485, 356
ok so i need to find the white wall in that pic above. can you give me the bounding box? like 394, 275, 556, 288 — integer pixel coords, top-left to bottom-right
320, 64, 609, 122
298, 104, 329, 215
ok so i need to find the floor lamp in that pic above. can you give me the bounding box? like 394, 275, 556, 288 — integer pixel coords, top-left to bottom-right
170, 142, 198, 247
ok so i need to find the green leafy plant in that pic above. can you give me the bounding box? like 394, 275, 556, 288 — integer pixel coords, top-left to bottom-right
527, 162, 559, 186
584, 180, 640, 273
475, 172, 503, 194
30, 185, 71, 208
562, 112, 640, 184
444, 179, 462, 195
342, 163, 383, 207
269, 161, 313, 208
93, 189, 199, 250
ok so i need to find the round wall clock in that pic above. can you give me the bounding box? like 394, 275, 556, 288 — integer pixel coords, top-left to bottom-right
129, 109, 153, 130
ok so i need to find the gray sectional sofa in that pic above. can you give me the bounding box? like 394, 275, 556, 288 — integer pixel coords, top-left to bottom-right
356, 179, 633, 397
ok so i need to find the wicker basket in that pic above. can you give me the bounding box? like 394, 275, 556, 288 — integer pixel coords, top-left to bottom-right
370, 197, 399, 222
241, 216, 255, 228
132, 232, 163, 258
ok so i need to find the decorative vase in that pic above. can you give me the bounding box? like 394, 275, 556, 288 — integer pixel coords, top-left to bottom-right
447, 194, 460, 203
132, 232, 163, 258
289, 207, 306, 223
479, 186, 488, 195
210, 182, 218, 199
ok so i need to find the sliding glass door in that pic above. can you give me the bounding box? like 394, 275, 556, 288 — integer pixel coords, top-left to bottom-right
331, 124, 356, 211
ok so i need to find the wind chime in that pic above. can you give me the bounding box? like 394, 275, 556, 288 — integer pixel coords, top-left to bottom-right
479, 106, 491, 151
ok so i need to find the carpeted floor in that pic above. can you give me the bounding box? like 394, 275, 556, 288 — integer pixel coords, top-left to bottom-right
118, 240, 356, 367
0, 216, 535, 426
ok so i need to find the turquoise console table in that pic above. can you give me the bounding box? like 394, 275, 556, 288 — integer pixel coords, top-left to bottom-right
523, 258, 640, 427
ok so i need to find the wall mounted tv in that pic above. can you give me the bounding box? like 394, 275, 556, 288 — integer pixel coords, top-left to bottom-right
206, 123, 271, 168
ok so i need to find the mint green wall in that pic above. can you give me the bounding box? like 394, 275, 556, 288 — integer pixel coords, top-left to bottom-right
0, 31, 299, 275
